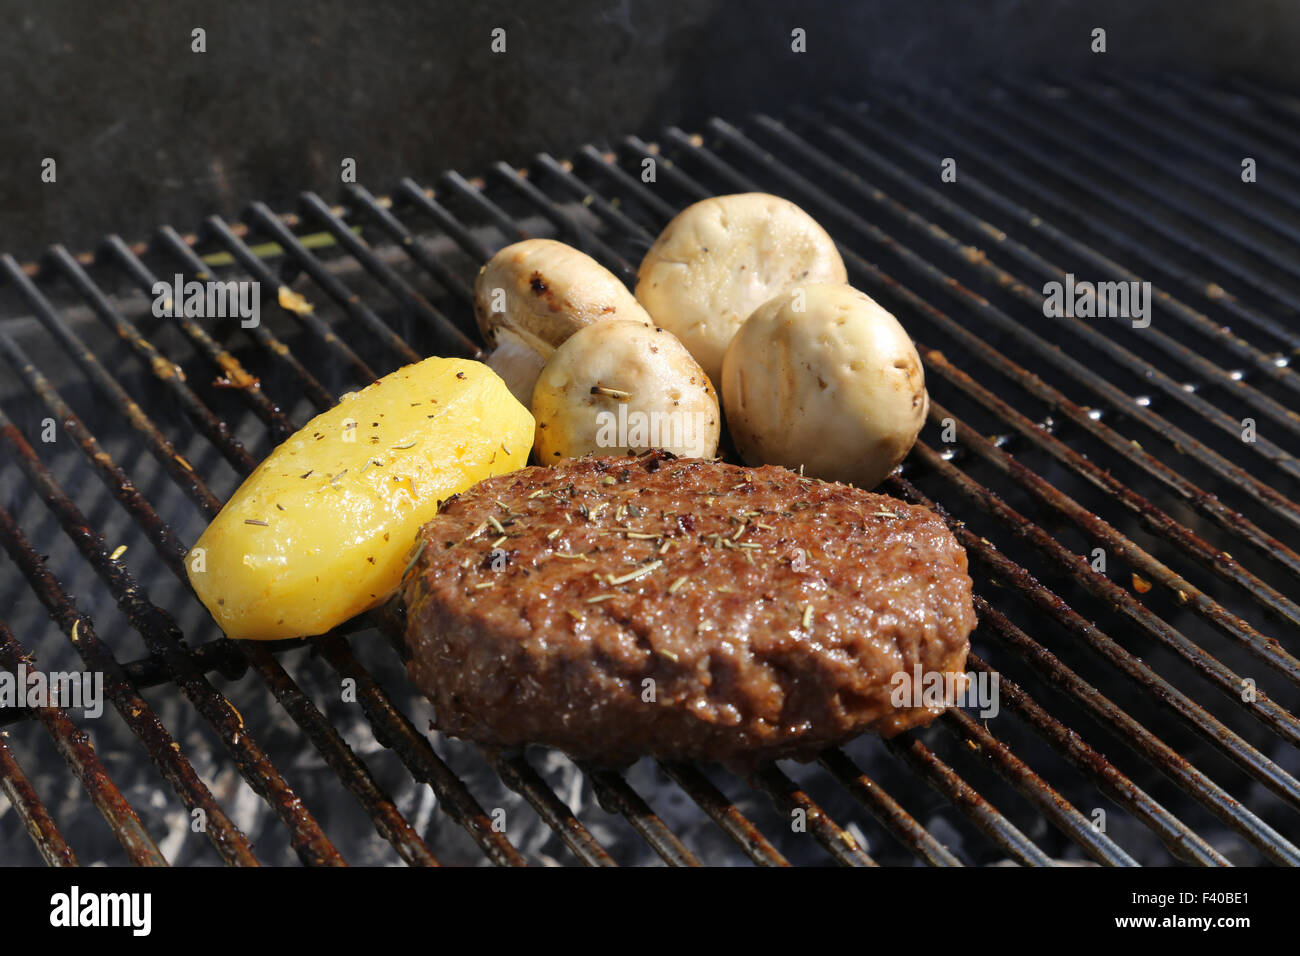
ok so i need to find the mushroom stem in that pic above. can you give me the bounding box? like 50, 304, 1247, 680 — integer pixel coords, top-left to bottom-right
487, 329, 548, 406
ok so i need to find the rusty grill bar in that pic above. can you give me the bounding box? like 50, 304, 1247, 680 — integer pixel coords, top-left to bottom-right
1, 75, 1298, 866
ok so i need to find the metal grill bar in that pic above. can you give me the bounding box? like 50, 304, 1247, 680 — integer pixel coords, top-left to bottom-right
0, 257, 220, 515
582, 764, 702, 866
0, 732, 77, 866
489, 752, 617, 867
312, 635, 527, 866
294, 192, 475, 356
1081, 77, 1300, 217
203, 211, 379, 382
923, 400, 1300, 698
489, 163, 636, 278
658, 761, 790, 866
398, 178, 495, 261
824, 104, 1300, 402
815, 749, 961, 867
931, 90, 1300, 335
986, 88, 1300, 309
937, 709, 1137, 866
960, 653, 1227, 866
46, 247, 258, 472
1180, 75, 1300, 156
1018, 83, 1300, 272
967, 596, 1284, 866
845, 94, 1300, 360
147, 226, 337, 412
917, 348, 1300, 632
770, 111, 1300, 420
0, 623, 158, 866
750, 764, 876, 866
0, 502, 263, 865
344, 185, 475, 306
882, 735, 1053, 867
4, 78, 1299, 867
239, 642, 441, 867
100, 235, 298, 440
0, 639, 246, 727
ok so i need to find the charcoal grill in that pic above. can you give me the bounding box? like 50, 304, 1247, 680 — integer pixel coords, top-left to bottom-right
2, 74, 1299, 867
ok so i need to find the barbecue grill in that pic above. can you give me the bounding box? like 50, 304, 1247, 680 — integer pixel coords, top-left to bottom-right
2, 74, 1299, 867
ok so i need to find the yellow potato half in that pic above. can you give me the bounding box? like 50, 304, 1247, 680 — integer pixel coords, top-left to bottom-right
187, 357, 533, 640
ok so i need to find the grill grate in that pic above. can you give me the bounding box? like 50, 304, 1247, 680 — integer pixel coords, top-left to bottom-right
2, 74, 1298, 866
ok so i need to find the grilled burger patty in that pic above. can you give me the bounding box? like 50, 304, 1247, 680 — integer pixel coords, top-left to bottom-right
402, 453, 976, 766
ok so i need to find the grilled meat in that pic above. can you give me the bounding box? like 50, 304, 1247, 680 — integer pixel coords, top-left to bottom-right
402, 453, 976, 766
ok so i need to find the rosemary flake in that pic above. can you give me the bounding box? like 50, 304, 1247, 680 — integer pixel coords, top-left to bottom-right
607, 560, 662, 585
401, 539, 428, 580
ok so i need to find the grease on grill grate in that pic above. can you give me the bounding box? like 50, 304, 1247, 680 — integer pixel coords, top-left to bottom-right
2, 75, 1299, 866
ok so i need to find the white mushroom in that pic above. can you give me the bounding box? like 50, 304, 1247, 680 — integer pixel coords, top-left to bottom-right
474, 239, 652, 405
721, 283, 927, 488
635, 193, 846, 384
532, 320, 720, 461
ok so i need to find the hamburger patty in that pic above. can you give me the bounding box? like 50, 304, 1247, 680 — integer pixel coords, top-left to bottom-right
402, 453, 976, 766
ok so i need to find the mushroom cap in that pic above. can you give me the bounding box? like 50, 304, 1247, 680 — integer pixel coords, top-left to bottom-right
721, 283, 926, 488
474, 239, 650, 353
635, 193, 846, 383
532, 320, 720, 461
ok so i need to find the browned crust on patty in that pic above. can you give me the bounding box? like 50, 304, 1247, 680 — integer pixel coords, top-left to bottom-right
402, 453, 976, 767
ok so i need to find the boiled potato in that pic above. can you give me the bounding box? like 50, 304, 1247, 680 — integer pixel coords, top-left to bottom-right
721, 283, 926, 489
187, 357, 533, 640
635, 193, 846, 383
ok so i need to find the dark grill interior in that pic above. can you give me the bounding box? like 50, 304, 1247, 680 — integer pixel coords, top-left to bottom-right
2, 75, 1299, 866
